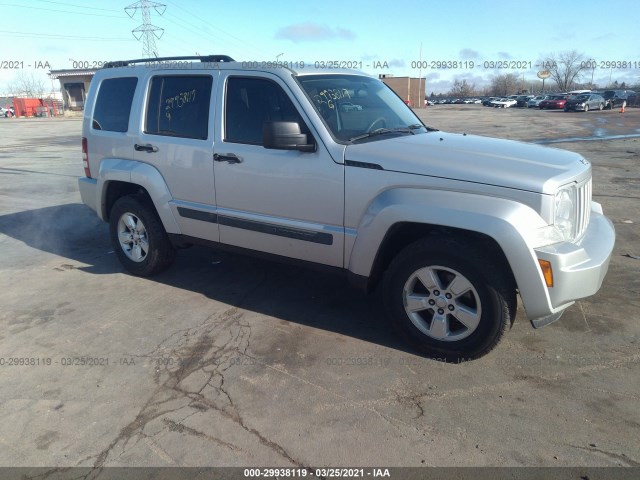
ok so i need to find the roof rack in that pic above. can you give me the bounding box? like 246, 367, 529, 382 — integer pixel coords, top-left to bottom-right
102, 55, 235, 69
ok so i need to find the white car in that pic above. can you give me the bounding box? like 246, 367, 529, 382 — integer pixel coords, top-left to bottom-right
340, 102, 363, 112
78, 55, 615, 360
527, 95, 548, 108
493, 98, 517, 108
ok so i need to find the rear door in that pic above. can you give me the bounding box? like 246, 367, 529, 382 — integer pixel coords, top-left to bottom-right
134, 70, 219, 242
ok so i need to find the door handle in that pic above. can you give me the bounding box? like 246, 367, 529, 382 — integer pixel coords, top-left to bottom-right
135, 143, 159, 153
213, 153, 243, 164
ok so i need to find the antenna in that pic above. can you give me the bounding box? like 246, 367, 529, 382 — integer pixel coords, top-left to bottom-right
125, 0, 166, 58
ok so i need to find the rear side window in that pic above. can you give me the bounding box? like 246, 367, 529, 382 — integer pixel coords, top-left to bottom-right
146, 75, 213, 140
92, 77, 137, 132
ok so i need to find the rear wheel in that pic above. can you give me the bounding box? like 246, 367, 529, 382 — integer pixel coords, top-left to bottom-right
383, 238, 516, 361
109, 195, 176, 276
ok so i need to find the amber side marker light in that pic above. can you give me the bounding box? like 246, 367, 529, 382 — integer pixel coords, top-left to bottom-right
538, 259, 554, 287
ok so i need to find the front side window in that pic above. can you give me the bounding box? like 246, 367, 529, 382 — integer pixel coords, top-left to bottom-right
225, 77, 306, 145
92, 77, 137, 132
296, 74, 427, 142
146, 75, 213, 140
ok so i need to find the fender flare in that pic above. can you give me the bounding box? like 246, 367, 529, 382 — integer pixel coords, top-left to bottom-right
347, 188, 554, 319
96, 158, 181, 234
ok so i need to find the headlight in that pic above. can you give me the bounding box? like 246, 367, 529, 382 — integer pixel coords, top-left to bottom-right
554, 186, 576, 241
579, 102, 585, 106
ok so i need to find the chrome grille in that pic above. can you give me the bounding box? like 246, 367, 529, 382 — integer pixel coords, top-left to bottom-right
575, 178, 592, 240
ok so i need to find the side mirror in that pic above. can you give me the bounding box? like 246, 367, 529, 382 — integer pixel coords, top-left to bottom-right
263, 121, 315, 152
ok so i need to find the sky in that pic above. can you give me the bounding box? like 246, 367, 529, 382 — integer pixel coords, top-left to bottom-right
0, 0, 638, 95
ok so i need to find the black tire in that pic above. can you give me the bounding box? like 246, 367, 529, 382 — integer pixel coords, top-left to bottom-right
584, 104, 589, 112
109, 195, 176, 276
382, 237, 516, 361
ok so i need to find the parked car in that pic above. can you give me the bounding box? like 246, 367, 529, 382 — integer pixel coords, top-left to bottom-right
493, 98, 517, 108
1, 106, 14, 117
527, 95, 548, 108
78, 55, 614, 360
516, 95, 533, 107
340, 102, 363, 112
564, 93, 605, 112
482, 97, 497, 106
539, 95, 568, 109
600, 90, 633, 110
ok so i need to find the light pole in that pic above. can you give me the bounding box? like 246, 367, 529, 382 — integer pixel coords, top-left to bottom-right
418, 43, 423, 108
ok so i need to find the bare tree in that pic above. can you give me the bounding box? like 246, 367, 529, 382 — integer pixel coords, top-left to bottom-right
490, 74, 520, 96
448, 79, 475, 97
7, 71, 46, 97
541, 50, 587, 92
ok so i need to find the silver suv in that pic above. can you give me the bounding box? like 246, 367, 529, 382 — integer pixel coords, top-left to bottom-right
78, 55, 615, 360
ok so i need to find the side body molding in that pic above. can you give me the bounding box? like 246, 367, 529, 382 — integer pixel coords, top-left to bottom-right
97, 159, 181, 234
346, 188, 554, 320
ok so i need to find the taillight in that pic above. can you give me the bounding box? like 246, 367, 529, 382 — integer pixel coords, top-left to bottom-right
82, 137, 91, 177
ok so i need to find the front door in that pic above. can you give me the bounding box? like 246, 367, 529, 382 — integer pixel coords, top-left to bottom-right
212, 72, 344, 267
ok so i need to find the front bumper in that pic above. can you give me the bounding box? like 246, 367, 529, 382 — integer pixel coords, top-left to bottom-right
531, 203, 615, 327
78, 177, 98, 214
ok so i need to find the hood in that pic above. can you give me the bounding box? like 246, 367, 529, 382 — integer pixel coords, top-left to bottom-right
344, 132, 591, 194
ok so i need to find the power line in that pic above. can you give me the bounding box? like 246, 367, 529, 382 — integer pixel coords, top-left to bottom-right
160, 11, 268, 59
164, 0, 255, 47
162, 0, 270, 57
0, 2, 126, 18
34, 0, 121, 12
0, 29, 134, 41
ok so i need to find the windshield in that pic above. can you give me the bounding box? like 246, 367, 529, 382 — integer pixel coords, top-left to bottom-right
296, 74, 428, 142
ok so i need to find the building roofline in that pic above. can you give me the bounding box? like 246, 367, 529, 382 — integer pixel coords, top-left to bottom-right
49, 69, 97, 79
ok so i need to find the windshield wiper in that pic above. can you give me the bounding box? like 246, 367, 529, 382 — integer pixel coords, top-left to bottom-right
408, 123, 438, 132
349, 127, 415, 142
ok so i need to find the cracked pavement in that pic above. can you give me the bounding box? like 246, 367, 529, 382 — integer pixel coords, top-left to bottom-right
0, 111, 639, 467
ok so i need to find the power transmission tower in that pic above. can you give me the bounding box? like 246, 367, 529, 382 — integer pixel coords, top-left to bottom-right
125, 0, 166, 58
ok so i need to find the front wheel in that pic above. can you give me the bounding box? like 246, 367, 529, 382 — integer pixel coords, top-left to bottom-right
109, 195, 176, 276
383, 238, 516, 361
584, 104, 589, 112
